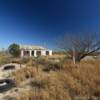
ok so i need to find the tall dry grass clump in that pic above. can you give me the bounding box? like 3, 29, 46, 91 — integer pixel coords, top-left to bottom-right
0, 53, 12, 66
9, 58, 100, 100
11, 66, 37, 85
58, 60, 100, 98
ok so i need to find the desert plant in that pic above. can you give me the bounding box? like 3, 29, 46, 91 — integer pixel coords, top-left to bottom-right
8, 43, 20, 57
58, 32, 100, 64
43, 63, 62, 72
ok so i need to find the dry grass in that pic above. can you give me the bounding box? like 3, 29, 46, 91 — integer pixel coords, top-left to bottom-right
9, 59, 100, 100
11, 67, 37, 85
0, 53, 12, 66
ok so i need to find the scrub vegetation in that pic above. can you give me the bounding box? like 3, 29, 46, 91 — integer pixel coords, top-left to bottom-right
6, 56, 100, 99
0, 52, 100, 100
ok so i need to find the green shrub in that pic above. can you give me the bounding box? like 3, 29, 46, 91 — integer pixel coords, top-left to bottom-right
8, 43, 20, 57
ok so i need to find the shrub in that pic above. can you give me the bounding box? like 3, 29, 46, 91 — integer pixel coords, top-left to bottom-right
43, 62, 62, 72
8, 43, 20, 57
32, 56, 48, 65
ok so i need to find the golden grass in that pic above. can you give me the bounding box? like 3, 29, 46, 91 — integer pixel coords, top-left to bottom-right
9, 59, 100, 100
0, 53, 12, 65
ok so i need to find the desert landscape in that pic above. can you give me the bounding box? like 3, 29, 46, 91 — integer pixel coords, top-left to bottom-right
0, 0, 100, 100
0, 51, 99, 100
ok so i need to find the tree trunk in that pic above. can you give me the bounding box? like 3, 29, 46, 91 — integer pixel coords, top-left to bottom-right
73, 55, 81, 64
73, 55, 76, 64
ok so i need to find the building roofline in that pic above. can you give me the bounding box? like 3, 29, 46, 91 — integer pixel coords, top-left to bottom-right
19, 44, 48, 50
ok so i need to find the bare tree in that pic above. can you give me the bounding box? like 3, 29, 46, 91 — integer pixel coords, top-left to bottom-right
58, 32, 100, 64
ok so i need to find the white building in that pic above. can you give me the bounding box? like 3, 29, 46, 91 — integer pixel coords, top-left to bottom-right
20, 45, 52, 57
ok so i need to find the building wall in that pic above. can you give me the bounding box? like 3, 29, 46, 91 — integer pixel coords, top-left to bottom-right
20, 49, 52, 57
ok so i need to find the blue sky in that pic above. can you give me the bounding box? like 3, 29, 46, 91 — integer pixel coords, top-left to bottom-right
0, 0, 100, 50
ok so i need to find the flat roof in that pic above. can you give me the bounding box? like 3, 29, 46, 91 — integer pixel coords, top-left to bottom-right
20, 45, 46, 50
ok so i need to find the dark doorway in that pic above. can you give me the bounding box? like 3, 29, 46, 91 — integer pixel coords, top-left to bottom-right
32, 51, 34, 56
46, 51, 49, 55
24, 51, 30, 56
36, 51, 41, 56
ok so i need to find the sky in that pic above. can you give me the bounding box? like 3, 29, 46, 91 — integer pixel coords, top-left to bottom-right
0, 0, 100, 50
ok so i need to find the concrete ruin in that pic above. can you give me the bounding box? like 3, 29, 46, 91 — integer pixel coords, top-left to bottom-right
20, 45, 52, 57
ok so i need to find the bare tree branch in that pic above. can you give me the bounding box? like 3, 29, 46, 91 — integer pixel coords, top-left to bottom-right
58, 32, 100, 63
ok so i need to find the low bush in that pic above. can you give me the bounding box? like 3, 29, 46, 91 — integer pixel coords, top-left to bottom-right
11, 66, 36, 85
43, 62, 62, 72
32, 56, 49, 65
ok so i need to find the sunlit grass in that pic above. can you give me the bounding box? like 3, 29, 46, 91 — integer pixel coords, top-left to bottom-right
8, 58, 100, 100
